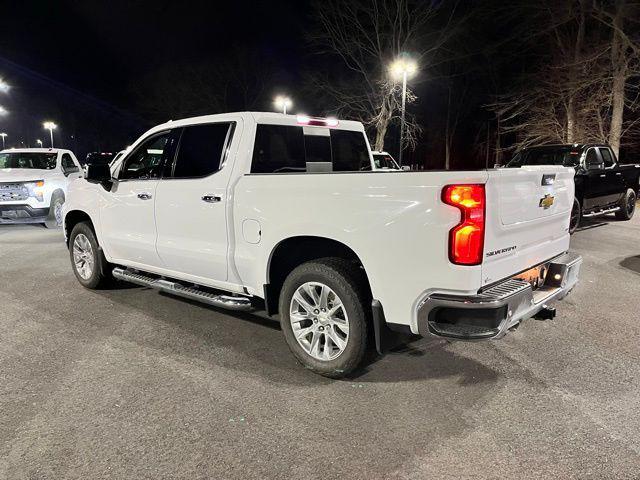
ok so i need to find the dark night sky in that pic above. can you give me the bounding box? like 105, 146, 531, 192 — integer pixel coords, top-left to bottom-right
0, 0, 312, 110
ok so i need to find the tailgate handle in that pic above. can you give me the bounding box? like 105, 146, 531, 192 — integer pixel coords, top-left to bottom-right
542, 174, 556, 186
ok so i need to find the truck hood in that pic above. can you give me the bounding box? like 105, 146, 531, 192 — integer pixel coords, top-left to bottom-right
0, 168, 58, 182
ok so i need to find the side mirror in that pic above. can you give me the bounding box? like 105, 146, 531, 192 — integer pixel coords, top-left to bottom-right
85, 163, 113, 189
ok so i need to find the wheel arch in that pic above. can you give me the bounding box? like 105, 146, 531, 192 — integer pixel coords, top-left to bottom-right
264, 235, 373, 315
64, 210, 95, 246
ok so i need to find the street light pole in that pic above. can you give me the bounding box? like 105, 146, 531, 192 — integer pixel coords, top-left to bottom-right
43, 122, 57, 147
399, 70, 408, 167
274, 96, 292, 115
36, 139, 43, 147
389, 56, 418, 168
0, 133, 6, 149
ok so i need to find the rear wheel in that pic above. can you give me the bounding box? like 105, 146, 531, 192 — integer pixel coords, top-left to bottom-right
569, 197, 581, 234
615, 188, 636, 221
69, 222, 112, 289
279, 258, 370, 378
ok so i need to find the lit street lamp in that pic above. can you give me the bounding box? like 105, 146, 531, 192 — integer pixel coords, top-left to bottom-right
0, 133, 6, 149
43, 121, 57, 147
36, 139, 43, 147
274, 95, 292, 115
0, 77, 9, 94
389, 56, 418, 167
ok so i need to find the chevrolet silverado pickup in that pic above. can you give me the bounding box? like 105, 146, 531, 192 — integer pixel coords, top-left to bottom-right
63, 112, 582, 377
507, 144, 639, 233
0, 148, 83, 227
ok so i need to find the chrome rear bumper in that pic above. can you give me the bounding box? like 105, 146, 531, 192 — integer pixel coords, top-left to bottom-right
417, 252, 582, 340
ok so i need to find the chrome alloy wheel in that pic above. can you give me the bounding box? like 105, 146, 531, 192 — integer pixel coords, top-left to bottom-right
289, 282, 349, 361
73, 233, 95, 280
54, 200, 64, 226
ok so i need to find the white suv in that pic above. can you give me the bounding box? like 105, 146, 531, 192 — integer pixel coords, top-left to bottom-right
0, 148, 83, 228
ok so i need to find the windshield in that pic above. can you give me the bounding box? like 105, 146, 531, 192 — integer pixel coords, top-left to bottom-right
0, 152, 58, 170
372, 153, 400, 169
507, 148, 581, 168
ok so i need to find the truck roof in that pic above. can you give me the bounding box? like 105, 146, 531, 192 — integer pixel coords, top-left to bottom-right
0, 148, 71, 154
521, 143, 610, 152
150, 112, 365, 135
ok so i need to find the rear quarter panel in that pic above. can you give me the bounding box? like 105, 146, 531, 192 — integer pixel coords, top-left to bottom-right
233, 170, 488, 331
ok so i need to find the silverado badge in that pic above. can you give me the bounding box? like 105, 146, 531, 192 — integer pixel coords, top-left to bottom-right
539, 194, 555, 209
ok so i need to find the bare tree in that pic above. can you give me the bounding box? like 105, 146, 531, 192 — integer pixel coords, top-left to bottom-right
593, 1, 640, 157
309, 0, 457, 152
488, 0, 640, 157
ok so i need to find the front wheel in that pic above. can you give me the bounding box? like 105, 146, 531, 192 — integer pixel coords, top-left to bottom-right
615, 188, 636, 221
569, 197, 581, 234
44, 193, 65, 229
69, 222, 112, 289
279, 258, 370, 378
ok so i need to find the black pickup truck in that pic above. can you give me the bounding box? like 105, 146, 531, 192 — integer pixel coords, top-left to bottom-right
506, 144, 639, 233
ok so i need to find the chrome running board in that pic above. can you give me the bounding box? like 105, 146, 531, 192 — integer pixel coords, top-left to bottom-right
112, 267, 252, 311
582, 206, 620, 217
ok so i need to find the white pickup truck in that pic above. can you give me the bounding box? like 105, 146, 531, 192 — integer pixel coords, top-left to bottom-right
0, 148, 83, 227
63, 112, 582, 377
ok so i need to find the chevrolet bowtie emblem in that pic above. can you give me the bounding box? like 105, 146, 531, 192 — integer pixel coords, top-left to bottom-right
539, 194, 555, 209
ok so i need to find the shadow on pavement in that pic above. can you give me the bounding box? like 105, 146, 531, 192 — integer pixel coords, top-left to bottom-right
620, 255, 640, 275
96, 287, 500, 387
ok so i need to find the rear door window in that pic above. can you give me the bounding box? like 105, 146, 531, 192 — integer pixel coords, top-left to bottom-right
251, 125, 306, 173
599, 148, 614, 168
169, 123, 233, 178
251, 125, 371, 173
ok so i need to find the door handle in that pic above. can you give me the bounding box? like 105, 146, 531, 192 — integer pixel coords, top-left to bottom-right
615, 172, 622, 176
202, 194, 222, 203
599, 174, 606, 178
137, 192, 153, 200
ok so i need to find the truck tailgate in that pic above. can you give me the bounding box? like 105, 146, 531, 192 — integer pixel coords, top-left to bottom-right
481, 166, 575, 287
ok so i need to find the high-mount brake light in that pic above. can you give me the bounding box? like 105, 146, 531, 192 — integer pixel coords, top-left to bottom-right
296, 115, 339, 127
442, 184, 485, 265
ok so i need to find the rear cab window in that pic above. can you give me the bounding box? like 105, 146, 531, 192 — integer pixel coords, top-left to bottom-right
251, 124, 371, 174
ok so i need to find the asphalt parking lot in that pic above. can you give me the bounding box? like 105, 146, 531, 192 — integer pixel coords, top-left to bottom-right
1, 212, 639, 480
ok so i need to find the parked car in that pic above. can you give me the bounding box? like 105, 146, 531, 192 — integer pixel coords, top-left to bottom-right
63, 112, 581, 377
0, 148, 83, 227
370, 151, 401, 170
84, 151, 116, 166
506, 144, 640, 233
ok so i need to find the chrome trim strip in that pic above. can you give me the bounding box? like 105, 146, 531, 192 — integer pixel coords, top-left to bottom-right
416, 252, 582, 340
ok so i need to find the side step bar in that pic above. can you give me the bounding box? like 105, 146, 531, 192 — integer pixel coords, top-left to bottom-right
112, 267, 253, 311
582, 206, 620, 218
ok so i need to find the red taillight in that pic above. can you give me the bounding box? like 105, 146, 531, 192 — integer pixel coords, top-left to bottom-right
442, 184, 485, 265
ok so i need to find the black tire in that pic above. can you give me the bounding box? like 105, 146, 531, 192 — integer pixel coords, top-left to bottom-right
44, 192, 65, 229
569, 197, 581, 234
279, 257, 371, 378
615, 188, 636, 221
68, 221, 112, 289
